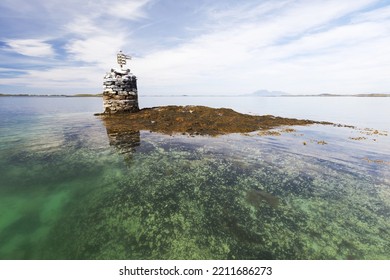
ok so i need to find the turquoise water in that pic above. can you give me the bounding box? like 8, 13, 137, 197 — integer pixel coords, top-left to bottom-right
0, 96, 389, 259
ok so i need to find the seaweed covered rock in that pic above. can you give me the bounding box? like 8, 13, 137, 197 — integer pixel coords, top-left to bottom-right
99, 105, 331, 136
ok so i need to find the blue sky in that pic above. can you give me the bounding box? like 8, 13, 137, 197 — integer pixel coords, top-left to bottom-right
0, 0, 389, 95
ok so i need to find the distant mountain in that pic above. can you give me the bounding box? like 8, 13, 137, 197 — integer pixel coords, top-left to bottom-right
249, 89, 289, 96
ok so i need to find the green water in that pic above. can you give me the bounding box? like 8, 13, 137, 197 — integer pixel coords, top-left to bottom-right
0, 97, 389, 259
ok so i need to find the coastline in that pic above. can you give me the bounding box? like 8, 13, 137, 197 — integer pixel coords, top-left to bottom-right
1, 93, 389, 98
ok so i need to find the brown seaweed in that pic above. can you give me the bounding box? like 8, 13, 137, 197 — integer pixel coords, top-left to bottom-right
98, 105, 326, 136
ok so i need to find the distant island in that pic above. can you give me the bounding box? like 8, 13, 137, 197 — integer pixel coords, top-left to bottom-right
245, 89, 390, 97
247, 89, 288, 97
1, 92, 389, 98
302, 93, 390, 97
0, 93, 102, 97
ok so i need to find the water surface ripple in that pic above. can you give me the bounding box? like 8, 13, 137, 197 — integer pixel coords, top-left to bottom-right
0, 97, 389, 259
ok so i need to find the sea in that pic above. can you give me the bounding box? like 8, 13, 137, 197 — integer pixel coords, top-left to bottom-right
0, 96, 389, 260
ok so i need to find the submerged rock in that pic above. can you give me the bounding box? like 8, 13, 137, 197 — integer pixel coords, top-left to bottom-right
246, 189, 280, 209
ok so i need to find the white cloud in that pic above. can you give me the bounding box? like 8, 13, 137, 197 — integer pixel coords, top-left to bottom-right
1, 0, 389, 95
133, 0, 389, 95
65, 35, 127, 68
5, 39, 55, 57
352, 4, 390, 22
106, 0, 152, 20
61, 0, 153, 68
65, 17, 104, 37
260, 21, 388, 61
205, 0, 292, 26
0, 0, 154, 93
0, 66, 102, 90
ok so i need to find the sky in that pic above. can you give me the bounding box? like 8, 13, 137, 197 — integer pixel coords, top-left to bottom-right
0, 0, 390, 95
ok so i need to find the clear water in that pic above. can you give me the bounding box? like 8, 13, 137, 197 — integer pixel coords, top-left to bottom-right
0, 96, 389, 260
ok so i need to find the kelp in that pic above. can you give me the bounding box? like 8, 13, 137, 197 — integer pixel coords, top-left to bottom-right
40, 136, 390, 260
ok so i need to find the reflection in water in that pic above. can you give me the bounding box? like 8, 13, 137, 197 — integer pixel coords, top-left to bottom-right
102, 117, 141, 163
106, 130, 140, 156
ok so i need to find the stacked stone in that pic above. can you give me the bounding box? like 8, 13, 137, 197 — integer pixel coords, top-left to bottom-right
103, 68, 139, 114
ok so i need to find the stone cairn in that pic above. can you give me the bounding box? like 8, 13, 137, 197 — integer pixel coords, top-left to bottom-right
102, 51, 139, 114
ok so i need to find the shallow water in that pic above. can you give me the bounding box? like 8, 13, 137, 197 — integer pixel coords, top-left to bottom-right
0, 96, 389, 259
